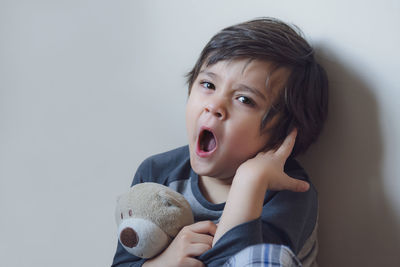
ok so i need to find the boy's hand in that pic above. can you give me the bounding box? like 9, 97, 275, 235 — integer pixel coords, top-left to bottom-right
235, 129, 309, 192
212, 129, 309, 246
143, 221, 216, 267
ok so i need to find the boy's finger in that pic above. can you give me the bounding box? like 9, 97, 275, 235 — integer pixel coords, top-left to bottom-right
284, 176, 310, 192
186, 243, 212, 257
188, 232, 214, 245
276, 128, 297, 158
187, 221, 217, 236
181, 257, 205, 267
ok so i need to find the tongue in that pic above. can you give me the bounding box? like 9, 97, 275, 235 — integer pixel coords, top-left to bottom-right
202, 131, 216, 152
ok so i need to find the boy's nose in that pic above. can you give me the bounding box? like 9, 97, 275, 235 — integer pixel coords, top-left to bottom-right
204, 102, 227, 120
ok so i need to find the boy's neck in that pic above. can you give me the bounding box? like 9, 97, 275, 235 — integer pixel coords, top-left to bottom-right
198, 175, 232, 204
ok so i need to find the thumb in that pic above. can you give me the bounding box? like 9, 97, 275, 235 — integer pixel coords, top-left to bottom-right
280, 175, 310, 192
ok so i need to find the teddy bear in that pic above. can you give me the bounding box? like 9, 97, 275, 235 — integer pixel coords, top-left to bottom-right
115, 182, 194, 258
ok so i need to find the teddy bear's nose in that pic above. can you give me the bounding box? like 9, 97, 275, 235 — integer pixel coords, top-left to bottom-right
120, 227, 139, 248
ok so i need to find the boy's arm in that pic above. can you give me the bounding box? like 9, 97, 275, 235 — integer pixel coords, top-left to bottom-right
143, 220, 216, 267
212, 130, 310, 246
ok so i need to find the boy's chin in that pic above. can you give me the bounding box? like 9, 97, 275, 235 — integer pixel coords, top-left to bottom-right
192, 165, 236, 181
189, 147, 239, 179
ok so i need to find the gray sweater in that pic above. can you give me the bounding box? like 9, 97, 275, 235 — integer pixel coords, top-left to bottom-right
111, 146, 318, 267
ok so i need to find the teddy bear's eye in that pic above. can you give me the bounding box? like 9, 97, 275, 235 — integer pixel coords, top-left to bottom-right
129, 209, 132, 216
121, 213, 123, 219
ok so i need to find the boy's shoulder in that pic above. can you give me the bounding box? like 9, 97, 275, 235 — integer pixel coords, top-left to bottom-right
135, 145, 192, 184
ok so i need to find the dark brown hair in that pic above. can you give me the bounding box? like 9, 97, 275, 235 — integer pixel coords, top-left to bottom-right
186, 17, 328, 156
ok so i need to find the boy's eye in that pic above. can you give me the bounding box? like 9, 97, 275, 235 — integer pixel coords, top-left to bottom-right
200, 81, 215, 90
237, 96, 255, 106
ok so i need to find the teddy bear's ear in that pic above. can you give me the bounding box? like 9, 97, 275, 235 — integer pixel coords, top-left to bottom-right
157, 190, 182, 208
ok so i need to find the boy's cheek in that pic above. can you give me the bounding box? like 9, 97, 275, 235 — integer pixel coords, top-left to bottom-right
185, 110, 198, 144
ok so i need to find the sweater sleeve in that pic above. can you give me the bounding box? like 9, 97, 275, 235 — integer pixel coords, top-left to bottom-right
198, 218, 263, 266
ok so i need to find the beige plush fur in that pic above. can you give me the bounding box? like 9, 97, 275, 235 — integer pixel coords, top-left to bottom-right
116, 182, 194, 257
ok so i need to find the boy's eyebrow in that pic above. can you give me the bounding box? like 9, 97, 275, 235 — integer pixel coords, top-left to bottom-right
199, 70, 218, 79
238, 84, 267, 101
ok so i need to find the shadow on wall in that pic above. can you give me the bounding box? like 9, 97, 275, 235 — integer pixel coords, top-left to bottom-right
299, 46, 400, 267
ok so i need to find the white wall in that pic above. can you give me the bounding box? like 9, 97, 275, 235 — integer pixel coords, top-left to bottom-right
1, 0, 399, 266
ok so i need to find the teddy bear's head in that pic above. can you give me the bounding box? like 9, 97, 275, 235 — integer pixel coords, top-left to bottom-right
115, 182, 194, 258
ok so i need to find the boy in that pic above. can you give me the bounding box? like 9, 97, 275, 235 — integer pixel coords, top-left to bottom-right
112, 17, 328, 267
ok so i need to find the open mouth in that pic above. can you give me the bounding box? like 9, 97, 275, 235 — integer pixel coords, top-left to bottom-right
197, 129, 217, 154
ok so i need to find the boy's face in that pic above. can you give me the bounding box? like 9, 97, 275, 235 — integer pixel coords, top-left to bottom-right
186, 59, 287, 181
